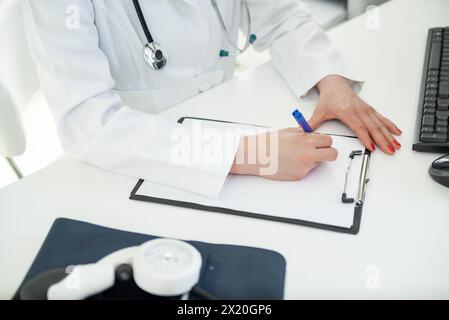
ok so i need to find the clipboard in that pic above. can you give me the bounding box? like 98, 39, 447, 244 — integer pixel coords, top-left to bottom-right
130, 117, 371, 235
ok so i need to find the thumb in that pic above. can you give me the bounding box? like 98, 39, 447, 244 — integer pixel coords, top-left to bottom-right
308, 108, 326, 130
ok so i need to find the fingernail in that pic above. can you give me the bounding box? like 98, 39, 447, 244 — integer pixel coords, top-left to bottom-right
388, 145, 395, 153
396, 126, 402, 134
370, 143, 376, 152
393, 139, 401, 148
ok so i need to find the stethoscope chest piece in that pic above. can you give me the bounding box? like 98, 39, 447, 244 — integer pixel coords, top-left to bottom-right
143, 42, 167, 70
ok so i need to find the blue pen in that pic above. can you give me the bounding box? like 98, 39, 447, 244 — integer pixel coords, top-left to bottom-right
292, 109, 313, 133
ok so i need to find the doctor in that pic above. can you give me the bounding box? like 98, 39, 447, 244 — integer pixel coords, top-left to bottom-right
23, 0, 401, 198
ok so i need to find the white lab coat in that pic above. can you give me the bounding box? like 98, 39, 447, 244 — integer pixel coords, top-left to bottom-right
22, 0, 356, 197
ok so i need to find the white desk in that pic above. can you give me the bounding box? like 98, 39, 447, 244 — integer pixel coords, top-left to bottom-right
1, 0, 449, 299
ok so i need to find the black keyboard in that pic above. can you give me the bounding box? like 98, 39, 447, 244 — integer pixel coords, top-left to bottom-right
413, 27, 449, 153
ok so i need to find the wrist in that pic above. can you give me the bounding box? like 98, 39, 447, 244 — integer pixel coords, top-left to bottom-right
230, 135, 261, 176
316, 74, 352, 94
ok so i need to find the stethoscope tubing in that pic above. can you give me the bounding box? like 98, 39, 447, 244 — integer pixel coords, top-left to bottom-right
210, 0, 253, 55
132, 0, 154, 44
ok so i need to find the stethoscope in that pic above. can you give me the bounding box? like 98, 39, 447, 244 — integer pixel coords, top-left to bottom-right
132, 0, 257, 70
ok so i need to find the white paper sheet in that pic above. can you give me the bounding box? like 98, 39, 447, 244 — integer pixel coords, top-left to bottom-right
135, 119, 365, 229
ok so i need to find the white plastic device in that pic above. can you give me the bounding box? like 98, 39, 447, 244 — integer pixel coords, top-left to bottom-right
47, 239, 202, 300
47, 264, 115, 300
133, 238, 202, 297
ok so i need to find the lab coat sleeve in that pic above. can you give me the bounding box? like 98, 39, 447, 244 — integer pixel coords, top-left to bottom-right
22, 0, 241, 198
244, 0, 362, 97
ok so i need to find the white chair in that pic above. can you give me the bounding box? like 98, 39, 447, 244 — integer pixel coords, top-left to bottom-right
0, 81, 25, 178
0, 0, 41, 179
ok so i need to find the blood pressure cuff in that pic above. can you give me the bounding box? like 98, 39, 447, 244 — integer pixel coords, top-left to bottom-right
14, 218, 286, 300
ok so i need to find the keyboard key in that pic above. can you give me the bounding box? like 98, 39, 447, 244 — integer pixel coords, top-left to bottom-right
421, 126, 434, 133
427, 82, 438, 89
425, 96, 437, 102
421, 133, 447, 142
436, 120, 448, 127
426, 89, 437, 96
423, 115, 435, 126
439, 81, 449, 97
436, 110, 449, 120
437, 98, 449, 110
430, 42, 442, 70
438, 97, 449, 104
424, 101, 436, 108
424, 107, 436, 114
436, 126, 448, 134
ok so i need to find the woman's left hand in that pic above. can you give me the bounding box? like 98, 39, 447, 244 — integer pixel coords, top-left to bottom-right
309, 75, 402, 155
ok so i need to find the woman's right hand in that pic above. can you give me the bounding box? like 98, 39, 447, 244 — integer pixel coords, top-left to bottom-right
230, 128, 338, 180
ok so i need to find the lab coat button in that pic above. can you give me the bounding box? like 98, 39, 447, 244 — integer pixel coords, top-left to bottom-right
200, 83, 211, 93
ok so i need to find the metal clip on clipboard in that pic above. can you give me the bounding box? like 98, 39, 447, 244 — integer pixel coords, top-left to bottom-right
341, 150, 371, 206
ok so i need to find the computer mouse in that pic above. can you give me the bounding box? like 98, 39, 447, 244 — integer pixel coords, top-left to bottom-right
429, 154, 449, 188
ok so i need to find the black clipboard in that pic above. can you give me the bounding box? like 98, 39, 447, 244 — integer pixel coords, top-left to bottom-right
130, 117, 371, 235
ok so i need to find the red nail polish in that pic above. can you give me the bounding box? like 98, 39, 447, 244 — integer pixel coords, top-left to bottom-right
370, 144, 376, 152
393, 140, 401, 148
388, 145, 395, 153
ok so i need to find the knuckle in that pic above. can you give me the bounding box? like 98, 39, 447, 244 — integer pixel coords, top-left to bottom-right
354, 125, 366, 133
306, 136, 315, 145
367, 105, 376, 113
331, 148, 338, 160
301, 150, 314, 162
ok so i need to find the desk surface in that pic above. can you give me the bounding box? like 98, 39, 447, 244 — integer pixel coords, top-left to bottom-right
1, 0, 449, 299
